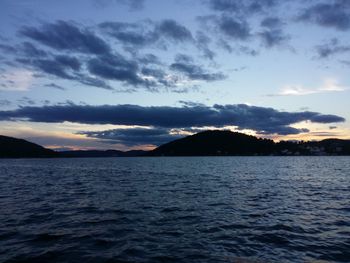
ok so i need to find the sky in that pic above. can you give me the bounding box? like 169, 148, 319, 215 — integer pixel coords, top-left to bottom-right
0, 0, 350, 151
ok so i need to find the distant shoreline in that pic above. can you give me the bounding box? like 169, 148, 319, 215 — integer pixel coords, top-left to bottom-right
1, 131, 350, 158
2, 155, 350, 160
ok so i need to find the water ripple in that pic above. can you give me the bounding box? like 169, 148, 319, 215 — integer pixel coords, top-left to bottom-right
1, 156, 350, 262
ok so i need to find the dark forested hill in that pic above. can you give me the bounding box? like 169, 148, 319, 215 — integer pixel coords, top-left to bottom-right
0, 135, 57, 158
2, 132, 350, 158
150, 130, 275, 156
150, 130, 350, 156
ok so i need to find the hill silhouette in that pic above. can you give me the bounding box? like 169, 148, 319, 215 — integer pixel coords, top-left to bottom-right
150, 130, 350, 156
0, 135, 57, 158
150, 130, 275, 156
1, 132, 350, 158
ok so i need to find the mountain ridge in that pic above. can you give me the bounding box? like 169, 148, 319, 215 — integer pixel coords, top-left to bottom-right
0, 135, 58, 158
150, 130, 350, 156
1, 131, 350, 158
150, 130, 274, 156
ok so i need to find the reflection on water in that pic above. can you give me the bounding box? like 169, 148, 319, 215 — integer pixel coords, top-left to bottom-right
0, 157, 349, 262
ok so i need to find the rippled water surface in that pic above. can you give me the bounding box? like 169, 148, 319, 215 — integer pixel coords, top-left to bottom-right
0, 157, 350, 263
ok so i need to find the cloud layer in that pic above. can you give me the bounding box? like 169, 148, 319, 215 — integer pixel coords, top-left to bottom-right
0, 104, 344, 137
20, 21, 111, 55
1, 0, 349, 94
299, 0, 350, 31
80, 127, 184, 146
8, 19, 226, 92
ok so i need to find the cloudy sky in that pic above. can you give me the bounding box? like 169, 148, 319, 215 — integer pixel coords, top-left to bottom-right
0, 0, 349, 150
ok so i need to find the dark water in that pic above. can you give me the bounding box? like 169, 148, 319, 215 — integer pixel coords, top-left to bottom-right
0, 157, 350, 263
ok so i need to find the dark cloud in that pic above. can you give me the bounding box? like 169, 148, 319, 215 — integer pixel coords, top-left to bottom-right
18, 58, 72, 79
299, 1, 350, 31
309, 114, 344, 123
259, 29, 289, 47
157, 20, 193, 43
94, 0, 145, 10
195, 31, 216, 60
0, 103, 344, 135
197, 14, 256, 53
207, 0, 240, 12
261, 17, 283, 29
316, 38, 350, 58
11, 19, 221, 92
85, 52, 223, 89
218, 16, 251, 40
137, 53, 162, 65
100, 19, 193, 49
54, 55, 81, 71
199, 2, 294, 51
99, 21, 156, 47
17, 54, 81, 80
258, 16, 289, 48
140, 67, 169, 86
170, 54, 225, 81
174, 54, 194, 63
14, 27, 221, 91
238, 46, 258, 56
140, 67, 164, 77
87, 54, 146, 86
100, 19, 216, 68
170, 61, 225, 81
81, 127, 184, 146
206, 0, 277, 15
218, 39, 233, 53
115, 0, 144, 10
41, 100, 52, 106
0, 44, 17, 54
16, 52, 112, 90
11, 34, 116, 90
96, 17, 247, 75
21, 42, 47, 57
198, 15, 258, 53
20, 20, 111, 55
0, 36, 9, 41
75, 74, 113, 90
86, 53, 176, 90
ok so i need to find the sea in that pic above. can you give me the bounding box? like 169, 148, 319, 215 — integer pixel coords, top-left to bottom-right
0, 157, 349, 263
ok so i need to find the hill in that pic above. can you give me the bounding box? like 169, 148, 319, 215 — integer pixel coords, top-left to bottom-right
150, 130, 275, 156
0, 135, 57, 158
150, 130, 350, 156
2, 132, 350, 158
